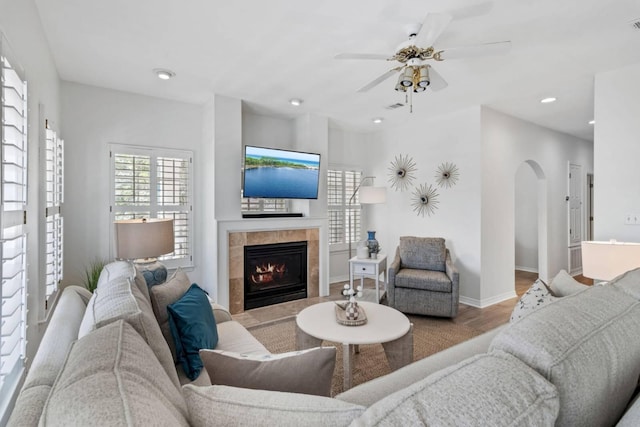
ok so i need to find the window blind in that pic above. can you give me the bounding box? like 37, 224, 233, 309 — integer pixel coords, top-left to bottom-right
44, 128, 64, 302
0, 48, 28, 396
328, 169, 361, 245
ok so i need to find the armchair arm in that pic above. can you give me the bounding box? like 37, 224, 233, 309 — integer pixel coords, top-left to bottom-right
387, 247, 401, 306
445, 249, 459, 286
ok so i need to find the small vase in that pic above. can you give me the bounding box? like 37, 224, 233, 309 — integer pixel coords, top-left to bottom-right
345, 301, 359, 320
366, 230, 379, 257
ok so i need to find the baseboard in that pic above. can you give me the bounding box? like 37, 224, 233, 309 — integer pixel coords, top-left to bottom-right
460, 290, 517, 308
515, 266, 538, 274
330, 275, 350, 285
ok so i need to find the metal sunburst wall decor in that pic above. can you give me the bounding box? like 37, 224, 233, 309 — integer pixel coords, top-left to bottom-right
387, 154, 417, 191
435, 162, 460, 189
411, 183, 439, 217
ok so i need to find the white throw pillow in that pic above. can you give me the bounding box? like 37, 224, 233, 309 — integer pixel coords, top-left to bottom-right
510, 279, 558, 323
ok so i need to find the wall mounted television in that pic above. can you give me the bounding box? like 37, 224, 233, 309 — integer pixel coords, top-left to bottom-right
243, 145, 320, 199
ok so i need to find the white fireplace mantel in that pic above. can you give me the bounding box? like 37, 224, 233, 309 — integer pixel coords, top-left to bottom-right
216, 216, 329, 309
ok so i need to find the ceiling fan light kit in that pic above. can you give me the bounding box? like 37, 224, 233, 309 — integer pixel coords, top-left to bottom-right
336, 10, 511, 113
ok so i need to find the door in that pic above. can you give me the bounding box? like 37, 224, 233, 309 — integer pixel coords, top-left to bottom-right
568, 163, 583, 275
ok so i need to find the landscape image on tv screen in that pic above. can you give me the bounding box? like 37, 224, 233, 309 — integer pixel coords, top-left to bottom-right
243, 146, 320, 199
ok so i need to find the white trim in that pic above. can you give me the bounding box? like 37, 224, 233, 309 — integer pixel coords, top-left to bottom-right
515, 266, 539, 274
459, 290, 517, 308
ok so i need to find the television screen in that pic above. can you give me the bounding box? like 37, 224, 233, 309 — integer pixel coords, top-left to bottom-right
243, 146, 320, 199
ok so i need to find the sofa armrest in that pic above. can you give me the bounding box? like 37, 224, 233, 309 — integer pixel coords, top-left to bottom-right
387, 247, 401, 305
335, 324, 507, 407
211, 302, 233, 324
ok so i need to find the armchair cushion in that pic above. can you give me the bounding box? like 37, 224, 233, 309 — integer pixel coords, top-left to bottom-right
394, 269, 452, 293
399, 237, 446, 271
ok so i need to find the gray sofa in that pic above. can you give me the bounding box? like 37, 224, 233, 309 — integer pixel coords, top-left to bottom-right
8, 261, 640, 426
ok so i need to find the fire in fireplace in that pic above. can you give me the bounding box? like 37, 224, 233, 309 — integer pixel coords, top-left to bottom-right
244, 241, 307, 310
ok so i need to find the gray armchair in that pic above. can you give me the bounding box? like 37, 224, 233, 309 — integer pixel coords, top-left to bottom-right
387, 236, 459, 318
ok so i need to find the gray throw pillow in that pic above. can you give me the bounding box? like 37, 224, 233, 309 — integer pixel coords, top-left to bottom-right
550, 269, 589, 296
200, 346, 336, 396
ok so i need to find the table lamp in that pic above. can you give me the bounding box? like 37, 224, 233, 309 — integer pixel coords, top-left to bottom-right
581, 240, 640, 283
347, 176, 387, 259
114, 218, 175, 287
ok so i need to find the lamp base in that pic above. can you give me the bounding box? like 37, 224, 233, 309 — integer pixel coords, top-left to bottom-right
134, 258, 168, 287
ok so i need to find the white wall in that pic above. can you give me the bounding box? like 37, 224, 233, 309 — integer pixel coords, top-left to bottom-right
594, 63, 640, 242
60, 82, 205, 286
481, 107, 593, 304
515, 163, 539, 271
367, 107, 484, 302
327, 126, 372, 282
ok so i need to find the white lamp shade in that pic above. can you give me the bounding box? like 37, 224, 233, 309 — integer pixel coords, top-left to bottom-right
581, 240, 640, 281
360, 186, 387, 204
114, 218, 175, 260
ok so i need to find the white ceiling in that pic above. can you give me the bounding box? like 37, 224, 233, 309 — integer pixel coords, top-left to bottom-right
34, 0, 640, 141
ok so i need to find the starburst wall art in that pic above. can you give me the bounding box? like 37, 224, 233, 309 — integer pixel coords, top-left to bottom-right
435, 162, 460, 189
387, 154, 417, 191
411, 183, 439, 217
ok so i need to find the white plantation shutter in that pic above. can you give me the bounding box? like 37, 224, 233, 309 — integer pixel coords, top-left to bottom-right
328, 169, 361, 245
241, 195, 288, 212
0, 39, 28, 398
110, 145, 193, 268
44, 127, 64, 302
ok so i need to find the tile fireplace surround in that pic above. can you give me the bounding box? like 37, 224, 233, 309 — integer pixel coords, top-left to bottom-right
228, 228, 319, 314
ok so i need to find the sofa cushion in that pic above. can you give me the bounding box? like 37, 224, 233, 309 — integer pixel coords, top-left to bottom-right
351, 350, 558, 426
168, 284, 219, 381
490, 284, 640, 427
40, 320, 189, 426
510, 278, 558, 322
610, 267, 640, 299
149, 267, 192, 361
394, 269, 451, 292
88, 266, 180, 388
182, 384, 364, 427
399, 236, 446, 271
549, 269, 589, 296
200, 347, 336, 396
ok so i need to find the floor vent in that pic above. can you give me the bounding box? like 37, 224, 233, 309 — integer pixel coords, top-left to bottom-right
385, 103, 405, 110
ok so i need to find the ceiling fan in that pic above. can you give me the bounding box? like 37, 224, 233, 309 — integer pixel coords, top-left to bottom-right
335, 12, 511, 112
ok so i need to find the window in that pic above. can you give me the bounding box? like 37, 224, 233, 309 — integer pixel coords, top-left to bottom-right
110, 145, 193, 269
0, 45, 28, 400
44, 126, 64, 306
328, 169, 362, 245
241, 195, 288, 213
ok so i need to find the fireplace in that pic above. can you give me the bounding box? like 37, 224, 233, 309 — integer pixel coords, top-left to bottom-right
244, 241, 308, 310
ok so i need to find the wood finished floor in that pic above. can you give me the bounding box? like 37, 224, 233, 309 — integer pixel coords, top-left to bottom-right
232, 270, 593, 331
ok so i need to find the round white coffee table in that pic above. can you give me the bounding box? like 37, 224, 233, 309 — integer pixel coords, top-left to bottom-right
295, 301, 413, 390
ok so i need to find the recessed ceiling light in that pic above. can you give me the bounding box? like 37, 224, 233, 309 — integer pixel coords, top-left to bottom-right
372, 117, 384, 124
589, 120, 595, 125
540, 97, 557, 104
289, 98, 303, 106
154, 69, 175, 80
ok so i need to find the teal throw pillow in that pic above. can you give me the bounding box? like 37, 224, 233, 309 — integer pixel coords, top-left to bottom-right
168, 284, 218, 380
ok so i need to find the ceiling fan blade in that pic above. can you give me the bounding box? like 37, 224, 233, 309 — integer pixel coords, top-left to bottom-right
449, 1, 494, 21
414, 12, 452, 48
357, 67, 403, 93
428, 66, 448, 91
439, 41, 511, 60
335, 53, 391, 60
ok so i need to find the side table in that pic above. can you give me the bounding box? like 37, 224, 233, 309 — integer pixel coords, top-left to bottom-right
349, 254, 387, 303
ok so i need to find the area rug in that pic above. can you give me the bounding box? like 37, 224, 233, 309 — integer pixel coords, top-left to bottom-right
248, 314, 485, 396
